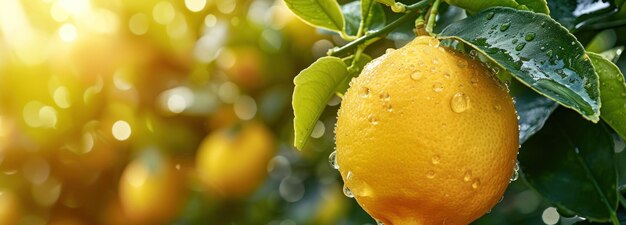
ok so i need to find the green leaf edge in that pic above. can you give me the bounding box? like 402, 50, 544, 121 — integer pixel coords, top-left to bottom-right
587, 52, 626, 141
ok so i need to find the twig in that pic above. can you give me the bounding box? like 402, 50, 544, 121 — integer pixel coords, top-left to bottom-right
328, 0, 433, 57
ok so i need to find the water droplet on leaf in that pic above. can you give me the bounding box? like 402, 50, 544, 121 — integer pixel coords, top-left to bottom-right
500, 22, 510, 31
525, 32, 535, 41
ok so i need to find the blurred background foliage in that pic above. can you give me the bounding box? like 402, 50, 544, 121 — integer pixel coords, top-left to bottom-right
0, 0, 624, 225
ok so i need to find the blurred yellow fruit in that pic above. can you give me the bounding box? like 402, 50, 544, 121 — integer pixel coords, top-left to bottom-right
196, 121, 275, 198
335, 36, 519, 225
119, 150, 183, 224
0, 190, 21, 225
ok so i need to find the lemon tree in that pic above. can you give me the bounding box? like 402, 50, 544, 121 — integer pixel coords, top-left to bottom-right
289, 0, 626, 224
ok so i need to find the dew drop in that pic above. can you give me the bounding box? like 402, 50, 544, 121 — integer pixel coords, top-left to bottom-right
384, 103, 393, 112
430, 67, 437, 73
432, 82, 444, 93
359, 87, 370, 98
525, 32, 535, 41
486, 12, 495, 20
376, 220, 385, 225
500, 22, 510, 31
368, 115, 379, 125
450, 93, 470, 113
494, 104, 502, 111
472, 179, 481, 189
515, 42, 526, 51
444, 72, 451, 79
343, 186, 354, 198
346, 171, 353, 180
411, 71, 422, 80
511, 161, 520, 182
457, 59, 468, 68
426, 170, 436, 179
470, 77, 479, 87
379, 92, 390, 101
431, 155, 441, 165
463, 170, 472, 182
511, 39, 518, 44
329, 151, 339, 169
511, 170, 519, 182
428, 38, 440, 47
432, 59, 440, 64
469, 50, 478, 58
386, 48, 395, 54
571, 41, 575, 46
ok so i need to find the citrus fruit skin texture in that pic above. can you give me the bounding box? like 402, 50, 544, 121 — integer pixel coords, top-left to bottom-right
335, 36, 519, 225
196, 121, 275, 198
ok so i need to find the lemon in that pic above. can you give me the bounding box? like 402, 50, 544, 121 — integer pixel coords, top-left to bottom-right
335, 36, 519, 225
196, 121, 275, 198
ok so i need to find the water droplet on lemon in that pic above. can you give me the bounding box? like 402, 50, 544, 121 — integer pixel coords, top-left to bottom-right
450, 93, 470, 113
432, 82, 444, 93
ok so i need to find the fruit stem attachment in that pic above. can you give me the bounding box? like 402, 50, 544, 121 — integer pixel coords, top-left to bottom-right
425, 0, 440, 35
328, 0, 433, 57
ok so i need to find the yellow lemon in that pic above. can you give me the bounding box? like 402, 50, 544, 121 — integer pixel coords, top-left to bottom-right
335, 36, 519, 225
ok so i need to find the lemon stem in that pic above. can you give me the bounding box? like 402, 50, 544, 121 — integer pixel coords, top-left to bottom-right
328, 0, 433, 57
424, 0, 440, 35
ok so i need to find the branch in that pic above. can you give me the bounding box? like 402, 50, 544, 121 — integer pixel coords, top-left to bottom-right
328, 0, 433, 57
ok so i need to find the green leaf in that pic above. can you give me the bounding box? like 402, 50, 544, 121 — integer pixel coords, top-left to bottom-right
341, 0, 385, 36
548, 0, 618, 31
293, 56, 349, 150
598, 46, 625, 63
443, 0, 549, 14
284, 0, 345, 32
588, 52, 626, 141
509, 80, 558, 144
519, 108, 619, 221
438, 7, 601, 122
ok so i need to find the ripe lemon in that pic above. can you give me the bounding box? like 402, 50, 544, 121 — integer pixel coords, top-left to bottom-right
119, 150, 182, 224
196, 121, 275, 198
335, 36, 519, 225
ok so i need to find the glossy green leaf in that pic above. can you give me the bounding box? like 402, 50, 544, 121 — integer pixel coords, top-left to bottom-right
285, 0, 345, 32
293, 56, 349, 150
341, 0, 385, 36
548, 0, 618, 30
519, 108, 618, 221
588, 52, 626, 141
443, 0, 549, 14
438, 7, 601, 122
509, 80, 558, 144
